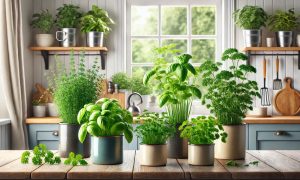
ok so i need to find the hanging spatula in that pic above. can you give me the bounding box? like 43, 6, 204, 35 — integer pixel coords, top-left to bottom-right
273, 55, 282, 90
261, 57, 271, 106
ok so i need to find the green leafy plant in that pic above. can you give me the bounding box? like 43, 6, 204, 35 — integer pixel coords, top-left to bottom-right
31, 9, 54, 33
52, 52, 102, 124
131, 76, 152, 95
135, 112, 175, 144
226, 160, 259, 167
268, 9, 299, 31
56, 4, 82, 28
21, 144, 61, 165
80, 5, 114, 33
199, 48, 260, 125
111, 72, 131, 90
77, 98, 133, 143
233, 5, 268, 29
179, 116, 227, 144
64, 152, 88, 166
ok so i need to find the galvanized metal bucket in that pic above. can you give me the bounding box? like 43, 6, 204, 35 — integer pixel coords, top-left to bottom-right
91, 136, 123, 165
56, 28, 77, 47
140, 144, 167, 166
59, 123, 91, 158
276, 31, 293, 47
86, 32, 104, 47
243, 29, 262, 47
167, 125, 188, 158
188, 144, 214, 165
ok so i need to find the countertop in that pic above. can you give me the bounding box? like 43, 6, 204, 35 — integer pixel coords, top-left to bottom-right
0, 150, 300, 179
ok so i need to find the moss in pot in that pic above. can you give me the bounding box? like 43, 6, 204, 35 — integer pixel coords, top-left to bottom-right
135, 112, 175, 166
77, 98, 133, 165
180, 116, 227, 166
199, 48, 260, 160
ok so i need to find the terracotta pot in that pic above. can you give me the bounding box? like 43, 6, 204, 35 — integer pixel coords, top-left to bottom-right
140, 144, 167, 166
188, 144, 214, 165
215, 124, 246, 159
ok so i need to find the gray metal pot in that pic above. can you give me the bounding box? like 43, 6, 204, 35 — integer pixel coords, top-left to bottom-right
140, 144, 167, 166
276, 31, 293, 47
91, 136, 123, 165
167, 124, 188, 158
243, 29, 262, 47
86, 32, 104, 47
56, 28, 77, 47
59, 123, 90, 158
188, 144, 214, 165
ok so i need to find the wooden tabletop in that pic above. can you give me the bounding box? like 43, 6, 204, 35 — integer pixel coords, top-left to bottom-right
1, 150, 300, 179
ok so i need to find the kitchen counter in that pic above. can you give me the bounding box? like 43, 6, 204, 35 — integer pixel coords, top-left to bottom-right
0, 150, 300, 179
244, 116, 300, 124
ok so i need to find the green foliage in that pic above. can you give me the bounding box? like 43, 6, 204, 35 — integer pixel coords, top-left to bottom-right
135, 112, 175, 144
52, 52, 102, 124
192, 7, 215, 35
31, 9, 54, 33
199, 48, 260, 125
77, 98, 133, 143
21, 144, 61, 165
111, 72, 131, 89
233, 5, 268, 29
226, 160, 259, 167
179, 116, 227, 145
131, 76, 152, 95
64, 152, 88, 166
80, 5, 114, 33
56, 4, 82, 28
268, 9, 299, 31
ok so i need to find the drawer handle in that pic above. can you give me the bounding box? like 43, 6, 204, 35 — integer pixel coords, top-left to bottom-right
274, 131, 286, 136
52, 131, 59, 136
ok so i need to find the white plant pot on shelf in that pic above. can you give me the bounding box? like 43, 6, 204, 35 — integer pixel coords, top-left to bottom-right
33, 105, 47, 117
47, 103, 59, 117
36, 34, 54, 47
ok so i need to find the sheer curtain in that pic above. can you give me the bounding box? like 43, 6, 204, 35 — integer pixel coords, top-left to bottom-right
0, 0, 28, 149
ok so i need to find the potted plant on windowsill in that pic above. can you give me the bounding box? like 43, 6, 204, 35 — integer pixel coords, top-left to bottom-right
179, 116, 227, 165
77, 98, 133, 165
52, 52, 102, 158
143, 50, 202, 158
199, 48, 260, 160
31, 9, 55, 47
233, 5, 268, 47
80, 5, 114, 47
55, 4, 82, 47
268, 9, 299, 47
135, 112, 175, 166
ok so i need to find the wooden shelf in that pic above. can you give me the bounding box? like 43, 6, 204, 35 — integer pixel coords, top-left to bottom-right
26, 117, 61, 124
244, 116, 300, 124
243, 47, 300, 52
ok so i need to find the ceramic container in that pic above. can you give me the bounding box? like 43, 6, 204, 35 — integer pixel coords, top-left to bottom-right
188, 144, 214, 165
140, 144, 167, 166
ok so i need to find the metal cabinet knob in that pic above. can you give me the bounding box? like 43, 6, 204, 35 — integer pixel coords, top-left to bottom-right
52, 131, 59, 136
274, 131, 285, 136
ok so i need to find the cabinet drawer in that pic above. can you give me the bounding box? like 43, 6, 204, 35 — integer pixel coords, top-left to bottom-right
37, 131, 59, 141
257, 131, 300, 141
258, 140, 300, 150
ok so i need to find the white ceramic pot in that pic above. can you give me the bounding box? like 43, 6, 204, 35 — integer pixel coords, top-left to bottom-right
215, 124, 246, 159
47, 103, 59, 117
33, 105, 47, 117
140, 144, 167, 166
36, 34, 54, 47
297, 34, 300, 47
188, 144, 214, 165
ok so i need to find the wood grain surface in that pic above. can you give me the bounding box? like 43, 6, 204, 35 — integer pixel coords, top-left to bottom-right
0, 150, 24, 167
243, 116, 300, 124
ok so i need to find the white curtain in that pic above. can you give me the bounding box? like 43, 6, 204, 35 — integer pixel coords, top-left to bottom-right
0, 0, 28, 149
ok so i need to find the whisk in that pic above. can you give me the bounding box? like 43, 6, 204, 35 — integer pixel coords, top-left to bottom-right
261, 57, 271, 106
273, 55, 282, 90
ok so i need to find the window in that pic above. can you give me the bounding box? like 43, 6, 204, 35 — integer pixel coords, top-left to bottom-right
126, 0, 222, 77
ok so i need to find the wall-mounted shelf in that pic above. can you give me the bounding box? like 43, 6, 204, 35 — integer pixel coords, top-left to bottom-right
243, 47, 300, 69
30, 47, 108, 70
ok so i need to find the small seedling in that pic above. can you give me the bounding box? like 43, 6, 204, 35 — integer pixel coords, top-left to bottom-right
226, 160, 260, 167
64, 152, 88, 166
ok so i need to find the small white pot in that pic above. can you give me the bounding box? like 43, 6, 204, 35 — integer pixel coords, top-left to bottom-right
47, 103, 59, 117
140, 144, 167, 166
297, 34, 300, 47
36, 34, 54, 47
33, 105, 47, 117
188, 144, 214, 166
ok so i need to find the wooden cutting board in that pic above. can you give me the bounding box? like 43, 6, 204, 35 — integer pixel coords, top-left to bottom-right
274, 77, 300, 115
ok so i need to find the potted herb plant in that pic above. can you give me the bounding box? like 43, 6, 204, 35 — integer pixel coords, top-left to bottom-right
144, 52, 201, 158
77, 98, 133, 165
53, 52, 102, 158
179, 116, 227, 165
55, 4, 82, 47
199, 48, 260, 159
233, 5, 268, 47
268, 9, 299, 47
80, 5, 114, 47
111, 72, 131, 92
31, 9, 55, 47
135, 112, 174, 166
32, 100, 46, 117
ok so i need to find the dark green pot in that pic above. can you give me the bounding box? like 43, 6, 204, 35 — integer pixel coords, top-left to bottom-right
91, 136, 123, 165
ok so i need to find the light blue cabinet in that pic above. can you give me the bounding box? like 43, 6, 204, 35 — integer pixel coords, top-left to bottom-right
247, 124, 300, 150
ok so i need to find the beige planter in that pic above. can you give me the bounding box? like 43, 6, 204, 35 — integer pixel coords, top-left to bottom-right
36, 34, 54, 47
140, 144, 167, 166
188, 144, 214, 166
215, 124, 246, 159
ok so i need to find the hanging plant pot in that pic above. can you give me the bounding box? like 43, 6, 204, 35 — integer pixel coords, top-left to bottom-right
140, 144, 167, 166
243, 29, 262, 47
86, 32, 104, 47
167, 124, 188, 158
276, 31, 293, 47
188, 144, 214, 166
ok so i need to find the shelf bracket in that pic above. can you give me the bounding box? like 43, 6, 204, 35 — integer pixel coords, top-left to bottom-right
100, 50, 107, 70
246, 51, 250, 65
41, 50, 49, 70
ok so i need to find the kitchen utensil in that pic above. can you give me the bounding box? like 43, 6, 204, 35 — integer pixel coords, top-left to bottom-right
260, 57, 271, 106
127, 92, 143, 116
273, 55, 282, 90
274, 77, 300, 115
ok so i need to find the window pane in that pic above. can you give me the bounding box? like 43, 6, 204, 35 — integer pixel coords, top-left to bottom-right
131, 6, 158, 35
192, 39, 215, 63
162, 6, 187, 35
132, 39, 158, 63
162, 39, 187, 62
132, 66, 152, 77
192, 6, 215, 35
